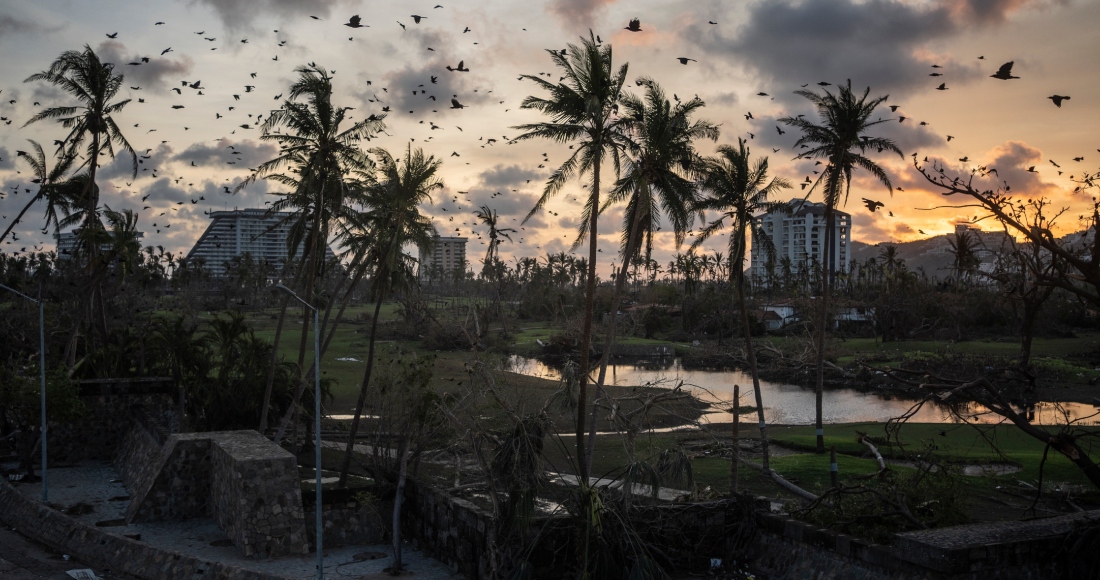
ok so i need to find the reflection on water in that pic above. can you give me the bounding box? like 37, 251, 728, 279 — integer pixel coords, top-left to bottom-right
507, 355, 1099, 426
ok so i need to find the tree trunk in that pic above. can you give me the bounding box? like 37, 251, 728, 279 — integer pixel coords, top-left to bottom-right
337, 287, 386, 487
813, 206, 835, 453
0, 192, 43, 244
390, 440, 410, 572
737, 274, 771, 470
586, 196, 645, 473
260, 292, 293, 433
576, 159, 600, 482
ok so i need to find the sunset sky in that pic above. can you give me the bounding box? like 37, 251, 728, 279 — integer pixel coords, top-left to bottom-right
0, 0, 1096, 275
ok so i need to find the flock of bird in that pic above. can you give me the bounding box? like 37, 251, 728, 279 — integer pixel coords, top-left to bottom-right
0, 9, 1092, 258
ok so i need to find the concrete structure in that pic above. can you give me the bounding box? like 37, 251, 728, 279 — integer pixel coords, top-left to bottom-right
55, 229, 144, 259
184, 209, 336, 278
419, 234, 467, 281
750, 198, 851, 280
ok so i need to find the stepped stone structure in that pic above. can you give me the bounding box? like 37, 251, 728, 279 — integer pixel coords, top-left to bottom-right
117, 423, 309, 558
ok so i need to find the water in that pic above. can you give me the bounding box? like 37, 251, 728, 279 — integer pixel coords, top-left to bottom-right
507, 355, 1100, 426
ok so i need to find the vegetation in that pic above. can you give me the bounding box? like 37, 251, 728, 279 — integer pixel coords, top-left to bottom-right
4, 39, 1100, 580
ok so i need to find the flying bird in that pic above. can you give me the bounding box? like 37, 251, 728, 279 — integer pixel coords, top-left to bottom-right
676, 57, 696, 65
990, 61, 1019, 80
411, 14, 425, 23
935, 83, 947, 90
1048, 95, 1070, 108
625, 18, 642, 32
446, 60, 469, 72
450, 98, 465, 109
862, 198, 885, 213
106, 32, 118, 38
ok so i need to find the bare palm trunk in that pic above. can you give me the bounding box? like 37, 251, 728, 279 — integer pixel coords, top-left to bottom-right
736, 275, 771, 469
813, 207, 835, 453
586, 198, 645, 473
337, 286, 386, 487
390, 439, 410, 572
576, 160, 600, 483
260, 263, 306, 433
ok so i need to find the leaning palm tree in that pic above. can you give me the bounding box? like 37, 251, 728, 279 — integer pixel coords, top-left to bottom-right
511, 31, 628, 479
337, 145, 441, 487
243, 63, 385, 435
23, 45, 137, 239
692, 138, 791, 471
1, 141, 78, 244
780, 80, 902, 452
587, 79, 718, 469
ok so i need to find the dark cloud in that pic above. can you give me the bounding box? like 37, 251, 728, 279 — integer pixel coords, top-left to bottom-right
682, 0, 1006, 101
477, 164, 541, 188
174, 139, 278, 168
707, 91, 739, 107
465, 187, 538, 218
96, 41, 194, 92
0, 147, 13, 170
190, 0, 351, 30
97, 142, 174, 182
0, 15, 37, 39
548, 0, 617, 31
378, 57, 492, 115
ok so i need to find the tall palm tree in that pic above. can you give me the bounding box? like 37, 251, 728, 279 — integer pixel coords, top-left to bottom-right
780, 80, 901, 452
1, 141, 78, 244
337, 145, 441, 487
243, 63, 385, 434
511, 31, 628, 479
587, 79, 718, 467
692, 138, 790, 470
948, 229, 980, 284
24, 45, 137, 239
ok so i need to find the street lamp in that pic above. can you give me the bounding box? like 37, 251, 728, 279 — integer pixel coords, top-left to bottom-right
274, 283, 324, 580
0, 283, 47, 503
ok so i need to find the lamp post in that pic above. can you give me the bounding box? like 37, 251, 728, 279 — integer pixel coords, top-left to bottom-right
274, 283, 323, 580
0, 283, 47, 503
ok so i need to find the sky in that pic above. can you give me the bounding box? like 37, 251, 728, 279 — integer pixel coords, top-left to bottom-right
0, 0, 1097, 275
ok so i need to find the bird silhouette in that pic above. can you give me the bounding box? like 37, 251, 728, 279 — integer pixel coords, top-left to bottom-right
411, 14, 425, 23
1048, 95, 1070, 108
625, 18, 642, 32
990, 61, 1019, 80
862, 198, 884, 212
676, 57, 696, 65
450, 98, 465, 109
106, 32, 118, 38
935, 83, 948, 90
446, 60, 469, 72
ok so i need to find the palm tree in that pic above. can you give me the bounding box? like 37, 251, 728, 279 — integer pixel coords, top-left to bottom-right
780, 80, 901, 452
587, 79, 718, 467
0, 141, 78, 244
337, 145, 441, 487
473, 205, 516, 273
23, 45, 137, 240
511, 31, 628, 480
243, 63, 385, 435
692, 138, 790, 470
948, 229, 980, 284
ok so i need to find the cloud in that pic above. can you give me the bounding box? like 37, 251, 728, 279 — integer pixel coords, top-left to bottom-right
477, 164, 541, 188
548, 0, 617, 31
0, 147, 13, 170
174, 138, 278, 168
379, 57, 492, 115
681, 0, 1013, 101
465, 187, 539, 218
96, 41, 194, 92
190, 0, 352, 30
0, 15, 37, 39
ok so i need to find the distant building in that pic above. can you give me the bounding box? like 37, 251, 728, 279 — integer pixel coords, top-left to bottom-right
55, 229, 143, 259
185, 209, 336, 278
750, 198, 851, 280
419, 235, 467, 282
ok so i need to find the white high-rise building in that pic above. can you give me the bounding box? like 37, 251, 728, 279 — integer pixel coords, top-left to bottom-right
418, 235, 467, 282
185, 209, 335, 278
749, 198, 851, 279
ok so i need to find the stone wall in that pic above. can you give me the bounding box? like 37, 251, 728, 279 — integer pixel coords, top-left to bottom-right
50, 377, 176, 462
0, 478, 291, 580
401, 480, 499, 578
125, 433, 215, 523
113, 406, 169, 493
209, 432, 309, 558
